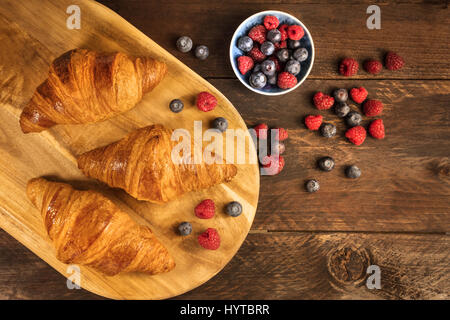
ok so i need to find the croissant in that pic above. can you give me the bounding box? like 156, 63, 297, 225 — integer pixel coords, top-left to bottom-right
26, 177, 175, 276
77, 124, 238, 203
20, 48, 167, 133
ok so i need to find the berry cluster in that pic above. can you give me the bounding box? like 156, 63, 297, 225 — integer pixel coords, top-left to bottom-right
236, 15, 309, 90
338, 52, 404, 77
176, 35, 210, 60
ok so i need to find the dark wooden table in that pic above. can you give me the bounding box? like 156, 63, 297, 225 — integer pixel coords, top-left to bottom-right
1, 0, 449, 299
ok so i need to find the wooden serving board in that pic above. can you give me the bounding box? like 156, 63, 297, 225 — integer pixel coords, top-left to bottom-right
0, 0, 259, 299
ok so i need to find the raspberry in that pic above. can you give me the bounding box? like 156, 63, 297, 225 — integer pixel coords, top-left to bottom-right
264, 15, 279, 30
313, 92, 335, 110
345, 126, 366, 145
350, 87, 368, 104
304, 115, 323, 130
363, 99, 383, 117
278, 24, 289, 41
237, 56, 254, 75
248, 46, 266, 62
269, 57, 281, 72
274, 40, 287, 50
262, 155, 285, 175
287, 25, 304, 40
273, 127, 288, 141
277, 71, 297, 89
196, 92, 217, 112
339, 58, 359, 77
364, 60, 382, 74
194, 199, 215, 219
385, 52, 404, 71
368, 119, 385, 139
198, 228, 220, 250
248, 25, 266, 44
254, 123, 268, 139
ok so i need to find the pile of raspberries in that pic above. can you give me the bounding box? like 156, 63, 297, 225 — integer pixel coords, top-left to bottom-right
236, 15, 309, 90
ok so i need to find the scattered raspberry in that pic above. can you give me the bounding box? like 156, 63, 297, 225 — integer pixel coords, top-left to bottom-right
264, 15, 279, 30
254, 123, 268, 139
368, 119, 385, 139
350, 87, 368, 104
248, 46, 266, 62
305, 115, 323, 130
339, 58, 359, 77
278, 24, 289, 41
273, 127, 288, 141
269, 57, 281, 72
237, 56, 254, 75
198, 228, 220, 250
194, 199, 215, 219
196, 92, 217, 112
277, 72, 297, 89
364, 60, 382, 74
313, 92, 335, 110
274, 40, 287, 50
385, 52, 404, 71
345, 126, 367, 145
262, 155, 285, 175
248, 25, 267, 44
363, 99, 383, 117
287, 25, 304, 40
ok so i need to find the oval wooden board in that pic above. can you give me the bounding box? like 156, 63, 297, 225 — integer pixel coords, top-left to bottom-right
0, 0, 259, 299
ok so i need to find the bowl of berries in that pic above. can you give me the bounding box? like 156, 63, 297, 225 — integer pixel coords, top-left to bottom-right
230, 10, 314, 95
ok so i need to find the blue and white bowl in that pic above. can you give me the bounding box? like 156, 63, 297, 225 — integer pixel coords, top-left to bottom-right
230, 10, 314, 96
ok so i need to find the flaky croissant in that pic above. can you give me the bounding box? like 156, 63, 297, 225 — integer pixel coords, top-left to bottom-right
77, 124, 238, 203
27, 177, 175, 276
20, 48, 167, 133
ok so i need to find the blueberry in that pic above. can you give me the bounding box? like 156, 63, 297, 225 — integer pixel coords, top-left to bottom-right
212, 117, 228, 132
285, 60, 301, 76
293, 48, 308, 62
260, 41, 275, 56
169, 99, 184, 113
276, 49, 290, 63
318, 156, 335, 172
335, 102, 350, 118
237, 36, 253, 52
267, 29, 281, 43
176, 36, 193, 53
195, 45, 209, 60
334, 88, 348, 103
346, 111, 362, 127
225, 201, 242, 217
346, 165, 361, 179
261, 59, 276, 76
305, 179, 320, 193
249, 72, 267, 89
253, 64, 262, 72
178, 222, 192, 236
288, 39, 301, 49
267, 74, 277, 85
320, 123, 336, 138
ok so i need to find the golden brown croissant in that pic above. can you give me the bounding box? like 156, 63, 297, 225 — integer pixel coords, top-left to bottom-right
26, 177, 175, 276
20, 48, 167, 133
77, 124, 238, 203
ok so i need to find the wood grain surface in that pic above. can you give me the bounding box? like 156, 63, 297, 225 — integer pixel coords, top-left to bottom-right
0, 0, 449, 299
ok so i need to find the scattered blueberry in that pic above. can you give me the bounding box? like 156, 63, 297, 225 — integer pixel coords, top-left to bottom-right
212, 117, 228, 132
267, 74, 277, 85
267, 29, 282, 43
285, 60, 301, 76
334, 88, 348, 103
305, 179, 320, 193
249, 72, 267, 89
178, 222, 192, 236
169, 99, 184, 113
335, 102, 350, 118
288, 39, 301, 49
195, 45, 209, 60
176, 36, 193, 53
260, 41, 275, 56
346, 165, 361, 179
320, 123, 337, 138
261, 59, 276, 76
276, 49, 290, 63
237, 36, 253, 52
345, 111, 362, 127
318, 156, 335, 172
292, 47, 308, 62
225, 201, 243, 217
